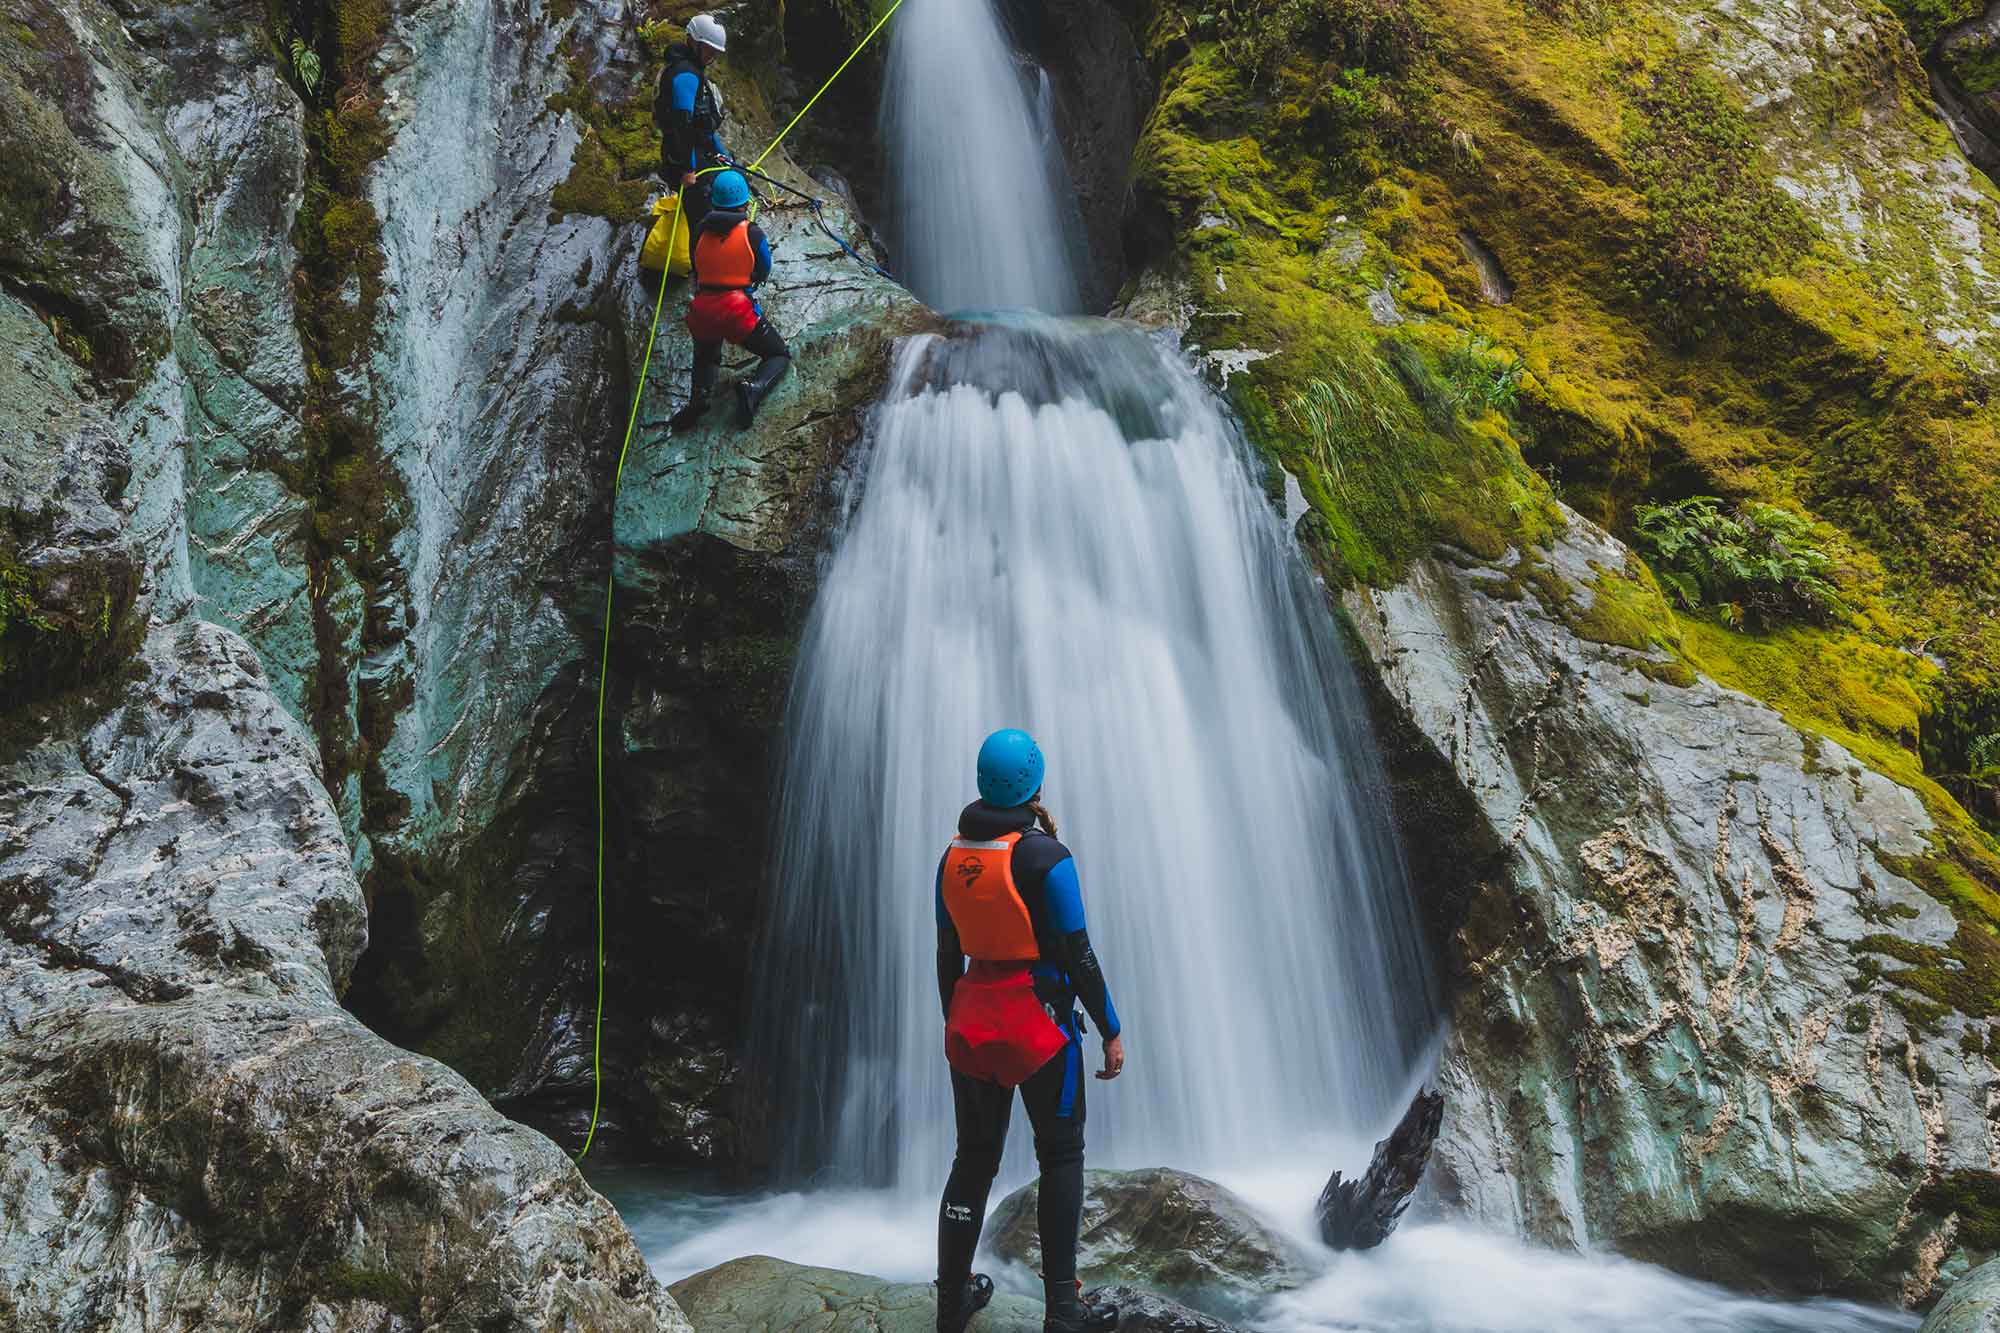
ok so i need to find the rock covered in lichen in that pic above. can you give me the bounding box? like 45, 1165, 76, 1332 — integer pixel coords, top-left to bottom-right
0, 0, 690, 1323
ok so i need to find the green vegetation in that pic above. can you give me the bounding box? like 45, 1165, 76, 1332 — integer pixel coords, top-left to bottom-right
1889, 0, 1984, 51
0, 530, 139, 707
315, 1262, 419, 1317
289, 36, 320, 95
263, 0, 409, 807
1438, 332, 1526, 414
1913, 1170, 2000, 1251
545, 38, 659, 222
1940, 29, 2000, 99
1633, 497, 1839, 628
1124, 0, 2000, 1055
1621, 56, 1813, 345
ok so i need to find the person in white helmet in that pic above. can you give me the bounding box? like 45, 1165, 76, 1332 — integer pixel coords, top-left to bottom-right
653, 14, 732, 224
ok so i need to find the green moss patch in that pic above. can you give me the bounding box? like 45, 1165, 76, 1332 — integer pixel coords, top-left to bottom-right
0, 526, 141, 707
1621, 55, 1812, 344
1913, 1170, 2000, 1251
545, 37, 659, 223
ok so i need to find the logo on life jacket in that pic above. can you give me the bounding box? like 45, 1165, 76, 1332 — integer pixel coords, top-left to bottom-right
954, 855, 986, 888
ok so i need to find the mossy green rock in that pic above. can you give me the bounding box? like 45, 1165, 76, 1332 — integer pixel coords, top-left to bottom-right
669, 1256, 1240, 1332
0, 0, 694, 1324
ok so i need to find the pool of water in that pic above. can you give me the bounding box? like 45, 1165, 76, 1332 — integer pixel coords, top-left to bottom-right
589, 1163, 1917, 1333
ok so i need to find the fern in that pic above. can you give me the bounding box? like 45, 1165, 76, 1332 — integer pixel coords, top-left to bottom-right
291, 37, 322, 97
1633, 497, 1841, 628
1970, 732, 2000, 776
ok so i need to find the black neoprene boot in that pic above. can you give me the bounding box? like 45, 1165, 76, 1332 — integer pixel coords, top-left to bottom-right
1044, 1278, 1117, 1333
936, 1273, 994, 1333
735, 353, 791, 426
671, 359, 721, 431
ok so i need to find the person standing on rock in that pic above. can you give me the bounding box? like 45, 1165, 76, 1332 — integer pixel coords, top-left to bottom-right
934, 728, 1125, 1333
654, 13, 731, 225
671, 169, 792, 429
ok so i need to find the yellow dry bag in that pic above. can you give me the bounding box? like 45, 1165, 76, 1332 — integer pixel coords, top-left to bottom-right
640, 193, 692, 276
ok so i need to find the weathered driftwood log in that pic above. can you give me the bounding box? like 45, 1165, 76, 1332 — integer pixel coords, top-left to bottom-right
1314, 1088, 1445, 1250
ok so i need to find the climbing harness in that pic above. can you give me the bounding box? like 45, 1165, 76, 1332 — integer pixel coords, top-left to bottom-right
578, 0, 908, 1161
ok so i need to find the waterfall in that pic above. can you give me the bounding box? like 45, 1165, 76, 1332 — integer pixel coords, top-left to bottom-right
755, 313, 1437, 1184
880, 0, 1079, 313
751, 0, 1433, 1192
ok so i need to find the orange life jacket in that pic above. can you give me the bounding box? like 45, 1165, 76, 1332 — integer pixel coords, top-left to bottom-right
694, 220, 756, 291
940, 832, 1040, 962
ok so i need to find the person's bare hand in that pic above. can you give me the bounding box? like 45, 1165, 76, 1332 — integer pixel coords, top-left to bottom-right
681, 171, 698, 188
1096, 1033, 1126, 1081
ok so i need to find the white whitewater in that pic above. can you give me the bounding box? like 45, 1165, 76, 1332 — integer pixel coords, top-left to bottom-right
754, 317, 1436, 1184
881, 0, 1078, 313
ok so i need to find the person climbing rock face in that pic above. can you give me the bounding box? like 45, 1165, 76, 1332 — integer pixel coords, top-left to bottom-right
653, 12, 730, 224
934, 729, 1125, 1333
672, 169, 792, 430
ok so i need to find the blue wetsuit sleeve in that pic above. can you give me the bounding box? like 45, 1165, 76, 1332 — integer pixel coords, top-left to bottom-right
936, 855, 963, 1017
670, 69, 700, 115
749, 226, 772, 285
1043, 857, 1121, 1039
1043, 857, 1087, 932
662, 71, 705, 170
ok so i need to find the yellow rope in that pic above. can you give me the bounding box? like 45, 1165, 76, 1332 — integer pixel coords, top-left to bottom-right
577, 0, 907, 1162
580, 196, 676, 1162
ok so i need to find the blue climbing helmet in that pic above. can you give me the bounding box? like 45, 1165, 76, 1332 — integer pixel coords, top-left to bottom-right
709, 169, 751, 210
976, 728, 1045, 809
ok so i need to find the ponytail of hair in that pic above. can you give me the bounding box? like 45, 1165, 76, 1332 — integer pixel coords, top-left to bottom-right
1026, 798, 1059, 840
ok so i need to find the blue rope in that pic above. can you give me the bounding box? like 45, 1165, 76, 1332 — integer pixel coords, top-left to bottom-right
734, 163, 896, 283
809, 198, 895, 282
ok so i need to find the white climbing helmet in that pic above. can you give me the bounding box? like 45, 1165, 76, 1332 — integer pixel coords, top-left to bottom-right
687, 13, 727, 55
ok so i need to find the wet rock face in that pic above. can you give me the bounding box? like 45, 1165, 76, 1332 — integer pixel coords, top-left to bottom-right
1004, 0, 1150, 311
985, 1168, 1315, 1317
595, 139, 933, 1162
669, 1256, 1241, 1332
1923, 1257, 2000, 1331
0, 0, 687, 1323
1343, 512, 1989, 1303
328, 0, 938, 1162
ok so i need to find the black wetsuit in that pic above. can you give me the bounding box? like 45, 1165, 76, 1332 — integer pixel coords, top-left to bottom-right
653, 42, 726, 220
934, 800, 1121, 1312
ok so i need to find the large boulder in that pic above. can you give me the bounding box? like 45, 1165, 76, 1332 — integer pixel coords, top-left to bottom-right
1924, 1258, 2000, 1332
669, 1256, 1239, 1332
0, 620, 687, 1330
1344, 508, 1993, 1302
984, 1169, 1314, 1316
